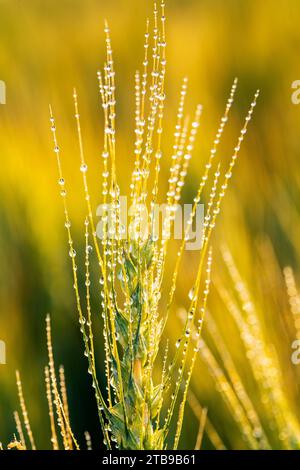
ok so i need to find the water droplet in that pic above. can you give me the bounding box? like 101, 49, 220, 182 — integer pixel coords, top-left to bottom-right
69, 248, 76, 258
188, 286, 195, 300
86, 245, 93, 254
80, 163, 88, 173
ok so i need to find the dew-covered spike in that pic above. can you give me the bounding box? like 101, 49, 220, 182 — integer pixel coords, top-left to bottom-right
15, 370, 36, 450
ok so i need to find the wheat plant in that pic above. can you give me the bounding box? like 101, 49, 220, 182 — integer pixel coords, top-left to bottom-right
181, 244, 300, 450
2, 1, 259, 450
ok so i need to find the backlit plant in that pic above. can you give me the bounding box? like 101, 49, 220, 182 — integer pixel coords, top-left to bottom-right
4, 1, 259, 450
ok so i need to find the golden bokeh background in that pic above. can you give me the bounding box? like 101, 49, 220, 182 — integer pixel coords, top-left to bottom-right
0, 0, 300, 449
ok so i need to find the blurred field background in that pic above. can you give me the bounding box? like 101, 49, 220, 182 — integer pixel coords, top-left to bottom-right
1, 0, 300, 449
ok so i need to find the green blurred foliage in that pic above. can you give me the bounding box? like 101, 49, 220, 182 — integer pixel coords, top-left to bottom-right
0, 0, 300, 449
